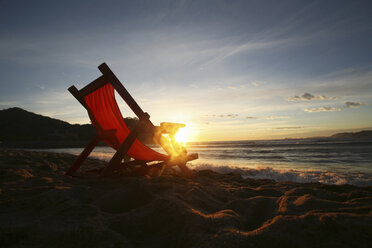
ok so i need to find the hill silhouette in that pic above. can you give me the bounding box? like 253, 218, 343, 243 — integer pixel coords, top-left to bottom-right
330, 130, 372, 139
0, 107, 139, 148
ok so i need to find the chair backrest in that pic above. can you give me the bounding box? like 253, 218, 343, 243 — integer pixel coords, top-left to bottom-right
77, 76, 167, 161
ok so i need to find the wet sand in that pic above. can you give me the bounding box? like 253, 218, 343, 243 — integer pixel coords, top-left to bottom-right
0, 148, 371, 247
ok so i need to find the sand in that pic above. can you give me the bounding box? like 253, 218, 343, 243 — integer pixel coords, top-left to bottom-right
0, 148, 371, 248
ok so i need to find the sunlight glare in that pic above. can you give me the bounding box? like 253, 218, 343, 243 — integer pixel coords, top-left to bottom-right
175, 126, 189, 143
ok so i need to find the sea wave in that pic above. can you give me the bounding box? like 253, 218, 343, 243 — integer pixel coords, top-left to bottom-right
31, 147, 372, 187
189, 163, 372, 187
86, 152, 372, 186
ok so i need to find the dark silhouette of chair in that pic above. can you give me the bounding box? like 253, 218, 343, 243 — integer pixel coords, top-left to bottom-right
66, 63, 197, 177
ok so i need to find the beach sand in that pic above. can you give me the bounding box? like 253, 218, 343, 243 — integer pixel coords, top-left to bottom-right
0, 148, 371, 248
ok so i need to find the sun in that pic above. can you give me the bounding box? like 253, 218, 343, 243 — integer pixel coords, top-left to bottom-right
175, 126, 189, 143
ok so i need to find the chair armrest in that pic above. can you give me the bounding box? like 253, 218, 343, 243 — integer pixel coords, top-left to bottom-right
187, 153, 198, 161
158, 122, 186, 135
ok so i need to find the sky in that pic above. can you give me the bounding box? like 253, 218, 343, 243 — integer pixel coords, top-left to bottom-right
0, 0, 372, 141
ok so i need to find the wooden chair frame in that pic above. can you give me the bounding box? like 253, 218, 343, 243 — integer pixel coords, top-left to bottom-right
66, 63, 197, 177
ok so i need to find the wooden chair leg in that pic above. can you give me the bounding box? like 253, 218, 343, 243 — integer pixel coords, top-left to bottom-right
101, 130, 138, 176
178, 163, 193, 177
66, 134, 101, 175
157, 163, 167, 176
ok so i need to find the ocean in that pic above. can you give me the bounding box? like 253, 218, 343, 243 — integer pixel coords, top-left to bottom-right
34, 138, 372, 186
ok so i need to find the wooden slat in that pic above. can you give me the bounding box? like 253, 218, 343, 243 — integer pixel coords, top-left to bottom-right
68, 85, 88, 109
78, 75, 108, 97
98, 63, 146, 119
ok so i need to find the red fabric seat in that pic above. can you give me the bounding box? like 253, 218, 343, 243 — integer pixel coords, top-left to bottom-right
84, 83, 167, 161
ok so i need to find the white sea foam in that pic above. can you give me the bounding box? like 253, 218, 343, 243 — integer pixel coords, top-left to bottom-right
189, 163, 372, 187
89, 150, 372, 186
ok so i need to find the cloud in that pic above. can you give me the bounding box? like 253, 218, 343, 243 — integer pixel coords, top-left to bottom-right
207, 114, 239, 118
263, 116, 290, 120
223, 114, 238, 118
288, 92, 337, 101
137, 97, 148, 102
251, 80, 266, 87
274, 126, 303, 130
0, 101, 20, 109
304, 107, 341, 112
245, 116, 289, 120
344, 101, 364, 108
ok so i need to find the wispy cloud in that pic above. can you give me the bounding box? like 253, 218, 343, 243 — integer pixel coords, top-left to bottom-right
136, 97, 148, 102
200, 39, 289, 69
344, 101, 364, 108
263, 116, 290, 120
251, 80, 266, 87
304, 107, 341, 112
0, 101, 20, 109
274, 126, 303, 130
245, 115, 289, 120
207, 114, 239, 118
288, 92, 337, 101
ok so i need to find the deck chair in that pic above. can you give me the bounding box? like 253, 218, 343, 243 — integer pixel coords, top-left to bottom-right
66, 63, 198, 177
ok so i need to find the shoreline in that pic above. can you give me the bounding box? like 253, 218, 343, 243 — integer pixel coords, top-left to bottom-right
12, 146, 372, 187
1, 148, 371, 247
